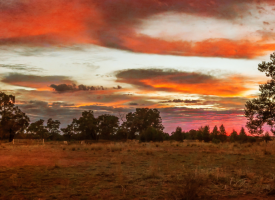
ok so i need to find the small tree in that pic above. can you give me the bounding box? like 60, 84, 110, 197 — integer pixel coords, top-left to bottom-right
171, 127, 184, 142
196, 127, 203, 141
218, 124, 227, 142
61, 119, 78, 141
239, 127, 248, 143
202, 125, 211, 142
46, 118, 61, 140
211, 125, 219, 139
230, 130, 239, 142
27, 119, 48, 139
188, 129, 197, 140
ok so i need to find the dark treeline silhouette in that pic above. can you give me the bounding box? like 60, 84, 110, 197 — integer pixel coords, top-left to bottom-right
0, 91, 272, 143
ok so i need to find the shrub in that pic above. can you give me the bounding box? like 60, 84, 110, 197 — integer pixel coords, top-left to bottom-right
248, 136, 256, 143
212, 138, 220, 144
263, 132, 272, 143
173, 172, 207, 200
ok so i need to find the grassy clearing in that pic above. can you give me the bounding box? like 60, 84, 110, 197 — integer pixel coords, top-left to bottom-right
1, 140, 275, 199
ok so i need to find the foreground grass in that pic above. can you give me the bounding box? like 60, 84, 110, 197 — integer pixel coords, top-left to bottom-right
1, 140, 275, 199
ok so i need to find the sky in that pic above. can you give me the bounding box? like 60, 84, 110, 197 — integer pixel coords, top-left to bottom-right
0, 0, 275, 133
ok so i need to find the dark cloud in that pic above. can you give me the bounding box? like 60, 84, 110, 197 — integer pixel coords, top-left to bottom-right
161, 99, 202, 104
50, 84, 105, 93
50, 84, 123, 93
128, 102, 138, 106
1, 73, 72, 88
0, 0, 274, 58
113, 85, 122, 90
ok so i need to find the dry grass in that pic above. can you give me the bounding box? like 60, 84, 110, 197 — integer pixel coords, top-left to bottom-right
1, 140, 275, 199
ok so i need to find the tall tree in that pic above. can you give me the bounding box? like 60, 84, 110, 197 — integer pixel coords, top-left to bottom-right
123, 108, 164, 139
46, 118, 61, 140
245, 52, 275, 135
239, 127, 248, 143
202, 125, 211, 142
97, 114, 119, 139
211, 125, 219, 140
61, 119, 78, 141
27, 119, 48, 139
75, 110, 98, 140
218, 124, 227, 142
0, 92, 30, 141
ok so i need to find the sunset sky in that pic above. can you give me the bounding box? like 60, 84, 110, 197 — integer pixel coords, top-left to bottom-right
1, 0, 275, 133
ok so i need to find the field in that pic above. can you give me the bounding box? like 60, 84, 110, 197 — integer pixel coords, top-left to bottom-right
1, 140, 275, 200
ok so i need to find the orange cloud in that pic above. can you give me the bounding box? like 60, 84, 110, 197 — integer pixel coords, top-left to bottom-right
116, 69, 255, 97
0, 0, 275, 58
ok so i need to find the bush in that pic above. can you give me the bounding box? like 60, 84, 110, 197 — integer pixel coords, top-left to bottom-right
212, 138, 220, 144
263, 132, 272, 143
173, 172, 207, 200
248, 136, 256, 143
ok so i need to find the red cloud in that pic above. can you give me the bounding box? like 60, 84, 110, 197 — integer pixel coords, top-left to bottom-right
0, 0, 274, 58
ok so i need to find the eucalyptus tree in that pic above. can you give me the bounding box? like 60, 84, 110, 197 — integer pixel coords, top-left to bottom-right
0, 92, 30, 141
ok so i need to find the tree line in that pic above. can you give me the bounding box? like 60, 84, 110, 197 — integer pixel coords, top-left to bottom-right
0, 89, 273, 143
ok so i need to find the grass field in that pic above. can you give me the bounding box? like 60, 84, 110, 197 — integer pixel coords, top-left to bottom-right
1, 140, 275, 200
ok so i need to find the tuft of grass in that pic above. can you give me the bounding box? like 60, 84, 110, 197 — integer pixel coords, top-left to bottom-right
172, 171, 207, 200
263, 149, 271, 155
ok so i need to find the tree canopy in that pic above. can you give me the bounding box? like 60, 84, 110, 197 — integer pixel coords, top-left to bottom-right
245, 52, 275, 135
0, 92, 30, 141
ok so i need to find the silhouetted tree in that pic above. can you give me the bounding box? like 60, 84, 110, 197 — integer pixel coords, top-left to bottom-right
171, 127, 184, 142
27, 119, 48, 139
75, 110, 98, 140
139, 126, 164, 142
46, 118, 61, 140
239, 127, 248, 143
115, 127, 128, 140
230, 129, 239, 142
188, 129, 197, 140
0, 92, 30, 141
211, 125, 219, 139
196, 127, 203, 141
202, 125, 211, 142
123, 108, 164, 139
61, 122, 76, 141
245, 52, 275, 135
97, 114, 119, 140
218, 124, 227, 142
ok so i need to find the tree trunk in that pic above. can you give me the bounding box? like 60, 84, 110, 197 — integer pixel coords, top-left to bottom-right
9, 128, 15, 142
